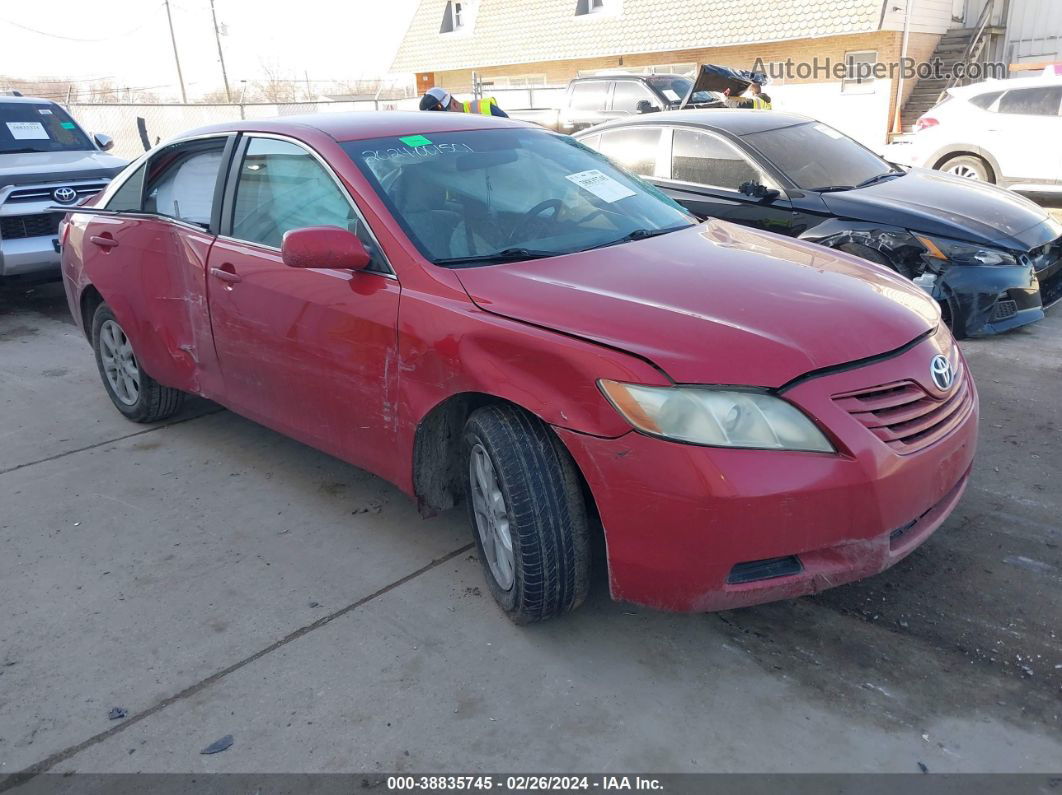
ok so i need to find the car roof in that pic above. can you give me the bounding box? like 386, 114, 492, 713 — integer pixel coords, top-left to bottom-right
572, 73, 686, 82
181, 111, 535, 144
578, 109, 816, 136
0, 95, 59, 105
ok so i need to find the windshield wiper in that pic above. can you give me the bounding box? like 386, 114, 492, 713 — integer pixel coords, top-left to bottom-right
433, 247, 559, 267
3, 147, 47, 155
582, 225, 690, 251
810, 185, 856, 193
855, 171, 904, 189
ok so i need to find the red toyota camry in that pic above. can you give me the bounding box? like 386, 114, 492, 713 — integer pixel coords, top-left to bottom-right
60, 112, 978, 622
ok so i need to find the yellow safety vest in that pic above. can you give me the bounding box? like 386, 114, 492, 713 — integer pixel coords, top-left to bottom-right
750, 96, 772, 110
461, 97, 498, 115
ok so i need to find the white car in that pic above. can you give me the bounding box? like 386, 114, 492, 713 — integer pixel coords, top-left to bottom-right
884, 73, 1062, 192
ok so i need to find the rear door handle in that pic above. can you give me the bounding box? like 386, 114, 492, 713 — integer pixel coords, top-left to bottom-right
210, 266, 242, 284
89, 235, 119, 249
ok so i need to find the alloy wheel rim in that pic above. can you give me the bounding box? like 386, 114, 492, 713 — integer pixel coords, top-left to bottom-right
948, 164, 981, 180
99, 319, 140, 406
469, 443, 515, 591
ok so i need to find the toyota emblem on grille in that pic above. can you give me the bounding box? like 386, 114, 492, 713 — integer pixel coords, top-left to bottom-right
53, 187, 77, 204
930, 354, 954, 391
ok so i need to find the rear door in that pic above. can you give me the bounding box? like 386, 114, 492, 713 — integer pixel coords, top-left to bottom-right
206, 134, 400, 472
654, 126, 799, 233
79, 134, 232, 394
982, 86, 1062, 184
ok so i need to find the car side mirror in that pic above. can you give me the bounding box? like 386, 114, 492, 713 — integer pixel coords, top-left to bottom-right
281, 226, 372, 271
93, 133, 114, 152
739, 181, 780, 202
635, 100, 660, 114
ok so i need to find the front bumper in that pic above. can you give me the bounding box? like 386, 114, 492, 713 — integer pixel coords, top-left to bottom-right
557, 333, 979, 612
933, 262, 1043, 336
0, 231, 61, 278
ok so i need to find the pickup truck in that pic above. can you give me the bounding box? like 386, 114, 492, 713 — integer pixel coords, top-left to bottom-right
1, 94, 126, 281
508, 65, 763, 133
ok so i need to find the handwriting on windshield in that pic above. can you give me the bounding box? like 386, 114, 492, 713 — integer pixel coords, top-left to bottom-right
362, 142, 474, 162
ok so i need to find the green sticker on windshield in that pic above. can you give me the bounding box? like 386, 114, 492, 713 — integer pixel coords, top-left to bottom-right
399, 134, 432, 147
60, 121, 76, 129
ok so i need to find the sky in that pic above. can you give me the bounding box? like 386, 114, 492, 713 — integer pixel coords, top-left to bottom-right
0, 0, 421, 100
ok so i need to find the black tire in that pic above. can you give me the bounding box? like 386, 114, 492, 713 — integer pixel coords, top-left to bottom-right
939, 154, 994, 183
939, 295, 967, 339
91, 303, 183, 423
463, 404, 590, 623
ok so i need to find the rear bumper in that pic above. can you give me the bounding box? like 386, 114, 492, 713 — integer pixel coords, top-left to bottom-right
556, 333, 979, 612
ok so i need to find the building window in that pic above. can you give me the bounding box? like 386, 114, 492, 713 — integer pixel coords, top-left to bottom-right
575, 0, 615, 16
440, 0, 475, 33
842, 51, 877, 93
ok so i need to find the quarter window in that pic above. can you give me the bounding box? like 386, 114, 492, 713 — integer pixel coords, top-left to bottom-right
671, 128, 759, 190
230, 137, 384, 269
105, 162, 148, 212
997, 87, 1062, 116
598, 127, 661, 177
143, 138, 227, 226
969, 90, 1003, 110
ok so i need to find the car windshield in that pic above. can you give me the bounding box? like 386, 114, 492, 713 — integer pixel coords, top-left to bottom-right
645, 76, 714, 105
344, 129, 695, 265
0, 102, 94, 154
742, 121, 897, 191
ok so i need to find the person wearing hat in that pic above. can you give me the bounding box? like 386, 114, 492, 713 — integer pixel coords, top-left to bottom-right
419, 86, 508, 117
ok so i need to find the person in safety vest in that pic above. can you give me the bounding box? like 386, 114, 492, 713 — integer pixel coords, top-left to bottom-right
419, 86, 509, 117
724, 81, 772, 110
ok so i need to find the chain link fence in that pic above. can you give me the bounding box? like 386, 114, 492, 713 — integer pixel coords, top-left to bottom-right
66, 87, 569, 160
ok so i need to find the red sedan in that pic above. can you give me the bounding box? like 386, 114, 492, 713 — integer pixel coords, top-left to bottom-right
60, 112, 978, 622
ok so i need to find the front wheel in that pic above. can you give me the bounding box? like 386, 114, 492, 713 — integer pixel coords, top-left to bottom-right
463, 404, 591, 623
92, 303, 183, 423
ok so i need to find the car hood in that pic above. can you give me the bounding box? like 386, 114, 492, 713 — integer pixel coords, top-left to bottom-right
821, 168, 1061, 251
680, 64, 764, 109
0, 150, 128, 190
454, 220, 938, 387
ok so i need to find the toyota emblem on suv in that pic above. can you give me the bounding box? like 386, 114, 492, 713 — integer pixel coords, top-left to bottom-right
53, 187, 78, 204
930, 354, 954, 391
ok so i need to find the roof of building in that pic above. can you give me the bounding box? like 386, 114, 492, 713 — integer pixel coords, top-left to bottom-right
392, 0, 888, 74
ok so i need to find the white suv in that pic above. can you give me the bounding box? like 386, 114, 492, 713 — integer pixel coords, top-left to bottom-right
884, 74, 1062, 192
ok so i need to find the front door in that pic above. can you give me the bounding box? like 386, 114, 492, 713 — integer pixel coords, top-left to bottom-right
206, 135, 401, 475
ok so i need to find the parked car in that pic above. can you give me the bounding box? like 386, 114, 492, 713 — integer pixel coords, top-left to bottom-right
577, 110, 1062, 333
0, 94, 126, 281
883, 74, 1062, 190
509, 71, 726, 133
62, 112, 977, 622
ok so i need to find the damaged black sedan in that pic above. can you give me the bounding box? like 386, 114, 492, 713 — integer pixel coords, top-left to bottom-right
576, 111, 1062, 337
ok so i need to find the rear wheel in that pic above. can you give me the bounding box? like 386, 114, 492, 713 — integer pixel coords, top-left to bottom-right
939, 154, 993, 183
463, 404, 590, 623
92, 303, 183, 422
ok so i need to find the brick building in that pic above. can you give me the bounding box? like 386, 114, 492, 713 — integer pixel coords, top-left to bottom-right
391, 0, 971, 146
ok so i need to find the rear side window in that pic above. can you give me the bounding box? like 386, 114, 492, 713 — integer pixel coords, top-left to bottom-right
569, 82, 608, 111
598, 127, 661, 177
143, 139, 227, 226
105, 163, 147, 212
968, 90, 1002, 110
611, 82, 656, 113
671, 128, 759, 190
997, 87, 1062, 116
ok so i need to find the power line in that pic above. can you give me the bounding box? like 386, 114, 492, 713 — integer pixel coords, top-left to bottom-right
0, 3, 165, 42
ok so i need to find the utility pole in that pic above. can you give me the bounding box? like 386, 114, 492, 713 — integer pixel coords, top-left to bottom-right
164, 0, 188, 103
210, 0, 232, 102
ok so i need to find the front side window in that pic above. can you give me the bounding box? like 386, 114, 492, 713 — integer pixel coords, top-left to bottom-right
0, 102, 93, 154
230, 137, 380, 263
997, 87, 1062, 116
743, 122, 891, 190
671, 128, 759, 190
611, 82, 657, 113
143, 138, 227, 226
569, 82, 608, 111
597, 127, 661, 177
344, 129, 693, 265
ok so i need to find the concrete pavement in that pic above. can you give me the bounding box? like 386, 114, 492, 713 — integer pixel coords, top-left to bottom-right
1, 280, 1059, 779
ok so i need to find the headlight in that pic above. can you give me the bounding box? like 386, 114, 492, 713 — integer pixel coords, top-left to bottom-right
915, 234, 1018, 267
598, 380, 835, 452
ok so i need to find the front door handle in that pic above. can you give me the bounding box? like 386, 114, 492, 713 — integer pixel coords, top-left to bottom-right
210, 266, 242, 284
89, 234, 119, 249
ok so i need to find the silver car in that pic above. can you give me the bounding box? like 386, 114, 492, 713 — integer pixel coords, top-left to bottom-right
1, 95, 127, 280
